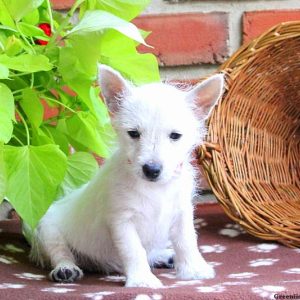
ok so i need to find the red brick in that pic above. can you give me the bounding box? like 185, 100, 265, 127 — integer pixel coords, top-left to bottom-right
50, 0, 74, 10
133, 13, 229, 66
42, 100, 59, 120
243, 10, 300, 42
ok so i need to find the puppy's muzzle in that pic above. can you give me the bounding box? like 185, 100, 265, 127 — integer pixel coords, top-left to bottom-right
142, 162, 162, 181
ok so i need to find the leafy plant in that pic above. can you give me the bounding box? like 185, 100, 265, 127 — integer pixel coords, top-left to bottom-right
0, 0, 160, 229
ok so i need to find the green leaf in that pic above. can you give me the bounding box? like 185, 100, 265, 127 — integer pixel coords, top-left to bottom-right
5, 35, 23, 56
2, 0, 44, 21
32, 125, 70, 156
57, 34, 100, 90
57, 89, 73, 107
19, 89, 44, 128
43, 46, 59, 65
58, 46, 88, 82
31, 127, 54, 146
11, 124, 27, 146
0, 63, 9, 79
0, 25, 17, 32
0, 54, 53, 72
58, 152, 98, 196
0, 143, 5, 200
22, 8, 40, 25
99, 30, 136, 56
0, 83, 14, 143
45, 125, 69, 155
80, 0, 150, 21
0, 0, 16, 28
99, 31, 160, 84
102, 52, 160, 85
68, 10, 148, 46
0, 74, 28, 92
89, 86, 111, 125
58, 44, 111, 122
57, 119, 90, 153
17, 22, 48, 39
66, 111, 111, 157
4, 145, 67, 229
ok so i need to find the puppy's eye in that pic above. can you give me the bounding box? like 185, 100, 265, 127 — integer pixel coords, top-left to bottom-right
127, 130, 140, 139
169, 132, 182, 140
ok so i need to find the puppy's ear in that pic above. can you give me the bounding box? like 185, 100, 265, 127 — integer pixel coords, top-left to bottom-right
186, 74, 224, 118
97, 64, 132, 113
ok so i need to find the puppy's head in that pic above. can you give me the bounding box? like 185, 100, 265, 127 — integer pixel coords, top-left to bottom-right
98, 65, 224, 183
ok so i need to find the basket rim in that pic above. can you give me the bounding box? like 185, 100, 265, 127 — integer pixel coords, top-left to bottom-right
219, 21, 300, 81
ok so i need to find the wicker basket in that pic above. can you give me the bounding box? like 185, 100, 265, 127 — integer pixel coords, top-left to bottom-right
198, 21, 300, 247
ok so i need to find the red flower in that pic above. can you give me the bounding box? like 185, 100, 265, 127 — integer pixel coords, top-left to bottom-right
36, 23, 52, 45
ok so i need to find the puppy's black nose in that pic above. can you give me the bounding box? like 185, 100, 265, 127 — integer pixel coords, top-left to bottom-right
142, 162, 162, 181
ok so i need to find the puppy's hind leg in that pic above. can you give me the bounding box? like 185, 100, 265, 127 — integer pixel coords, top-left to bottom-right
34, 222, 83, 283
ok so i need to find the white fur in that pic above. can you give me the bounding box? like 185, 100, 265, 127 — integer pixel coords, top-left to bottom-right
0, 199, 12, 220
30, 65, 224, 288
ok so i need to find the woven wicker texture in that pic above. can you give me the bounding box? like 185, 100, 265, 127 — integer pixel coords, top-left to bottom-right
198, 21, 300, 247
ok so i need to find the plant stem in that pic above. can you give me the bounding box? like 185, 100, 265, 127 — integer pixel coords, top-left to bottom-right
10, 72, 31, 77
43, 115, 64, 125
13, 87, 47, 96
12, 89, 24, 95
12, 135, 25, 146
30, 73, 34, 89
43, 96, 76, 113
45, 0, 54, 33
16, 108, 30, 146
16, 23, 35, 54
43, 125, 54, 141
47, 0, 84, 47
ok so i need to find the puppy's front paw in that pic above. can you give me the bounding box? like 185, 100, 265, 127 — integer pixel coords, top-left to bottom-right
50, 264, 83, 283
126, 272, 163, 288
177, 261, 215, 280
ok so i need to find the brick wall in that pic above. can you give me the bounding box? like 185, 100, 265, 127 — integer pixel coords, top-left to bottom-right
51, 0, 300, 81
50, 0, 299, 191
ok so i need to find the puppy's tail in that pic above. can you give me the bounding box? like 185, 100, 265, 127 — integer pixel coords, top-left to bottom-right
28, 225, 50, 269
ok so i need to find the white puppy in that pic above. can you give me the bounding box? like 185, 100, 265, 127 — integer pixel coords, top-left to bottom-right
30, 65, 224, 288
